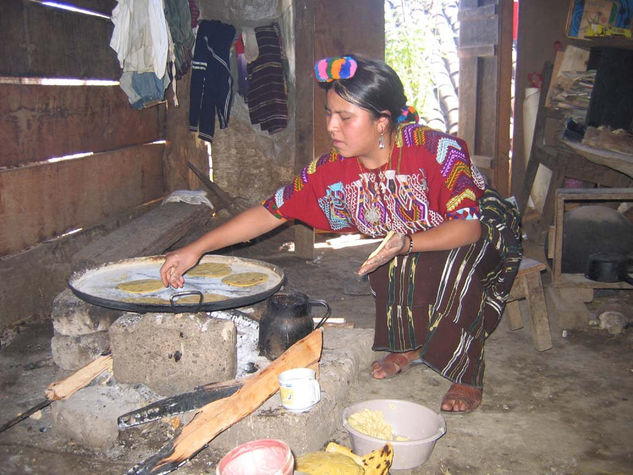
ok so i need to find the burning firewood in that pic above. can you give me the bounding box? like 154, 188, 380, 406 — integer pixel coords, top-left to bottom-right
129, 329, 323, 474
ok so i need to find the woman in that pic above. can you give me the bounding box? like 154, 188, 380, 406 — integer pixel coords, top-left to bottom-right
161, 55, 522, 413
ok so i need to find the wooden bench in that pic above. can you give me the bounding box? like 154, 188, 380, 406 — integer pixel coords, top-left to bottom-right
505, 258, 552, 351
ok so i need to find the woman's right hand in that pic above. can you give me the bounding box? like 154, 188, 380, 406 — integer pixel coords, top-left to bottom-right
159, 205, 286, 288
160, 245, 202, 288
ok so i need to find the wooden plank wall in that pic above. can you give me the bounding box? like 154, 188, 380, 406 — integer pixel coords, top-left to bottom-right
0, 0, 167, 256
292, 0, 384, 258
313, 0, 385, 157
458, 0, 513, 196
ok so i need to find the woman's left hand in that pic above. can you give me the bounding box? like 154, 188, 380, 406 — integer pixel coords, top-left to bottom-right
358, 233, 408, 275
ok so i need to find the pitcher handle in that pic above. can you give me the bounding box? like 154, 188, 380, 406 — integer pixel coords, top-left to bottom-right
309, 299, 331, 329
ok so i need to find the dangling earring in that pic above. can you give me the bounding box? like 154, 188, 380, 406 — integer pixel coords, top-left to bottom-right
378, 133, 385, 149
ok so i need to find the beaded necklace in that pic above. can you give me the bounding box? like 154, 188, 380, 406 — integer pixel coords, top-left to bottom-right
356, 142, 403, 232
356, 142, 396, 227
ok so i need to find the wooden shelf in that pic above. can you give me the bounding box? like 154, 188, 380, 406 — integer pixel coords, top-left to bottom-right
562, 140, 633, 179
568, 36, 633, 51
553, 187, 633, 289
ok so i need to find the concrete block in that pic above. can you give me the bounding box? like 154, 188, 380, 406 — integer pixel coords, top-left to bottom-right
109, 313, 237, 396
50, 384, 154, 450
212, 327, 375, 455
51, 331, 110, 371
52, 289, 123, 336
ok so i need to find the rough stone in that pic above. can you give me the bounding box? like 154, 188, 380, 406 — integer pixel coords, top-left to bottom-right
212, 93, 295, 207
212, 327, 376, 454
109, 313, 237, 396
598, 311, 629, 334
51, 331, 111, 371
50, 384, 155, 450
51, 289, 123, 336
199, 0, 280, 27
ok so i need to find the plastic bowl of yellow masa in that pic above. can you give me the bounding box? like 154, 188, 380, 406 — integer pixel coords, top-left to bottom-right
342, 399, 446, 470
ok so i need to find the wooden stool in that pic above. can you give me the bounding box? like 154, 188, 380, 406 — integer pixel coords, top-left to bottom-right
505, 258, 552, 351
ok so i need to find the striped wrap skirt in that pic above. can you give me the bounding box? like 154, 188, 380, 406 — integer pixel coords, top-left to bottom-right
369, 188, 523, 387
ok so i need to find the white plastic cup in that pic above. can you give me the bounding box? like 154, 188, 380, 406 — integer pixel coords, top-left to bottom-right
278, 367, 320, 412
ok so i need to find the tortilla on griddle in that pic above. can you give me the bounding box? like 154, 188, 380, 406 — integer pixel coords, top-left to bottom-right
116, 278, 165, 294
187, 262, 232, 278
221, 272, 268, 287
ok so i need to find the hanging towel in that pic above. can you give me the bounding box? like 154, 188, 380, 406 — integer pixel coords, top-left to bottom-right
242, 26, 259, 63
246, 23, 288, 134
110, 0, 169, 78
189, 20, 236, 143
164, 0, 195, 80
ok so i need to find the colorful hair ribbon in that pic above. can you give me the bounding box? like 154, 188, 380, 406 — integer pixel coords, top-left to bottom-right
314, 56, 358, 82
397, 105, 419, 124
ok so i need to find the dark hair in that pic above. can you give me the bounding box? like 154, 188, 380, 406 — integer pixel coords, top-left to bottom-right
320, 55, 407, 132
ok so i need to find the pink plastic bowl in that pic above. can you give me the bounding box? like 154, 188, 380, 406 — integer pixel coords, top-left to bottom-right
342, 399, 446, 470
216, 439, 294, 475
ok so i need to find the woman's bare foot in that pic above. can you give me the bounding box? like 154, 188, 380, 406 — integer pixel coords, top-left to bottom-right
440, 383, 482, 413
371, 350, 422, 379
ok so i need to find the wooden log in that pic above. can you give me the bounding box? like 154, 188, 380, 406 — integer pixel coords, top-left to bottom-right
71, 202, 211, 271
163, 329, 322, 465
186, 161, 247, 215
46, 354, 113, 401
131, 329, 323, 473
1, 354, 113, 432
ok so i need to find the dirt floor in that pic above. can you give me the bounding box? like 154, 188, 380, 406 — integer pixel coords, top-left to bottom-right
1, 222, 632, 474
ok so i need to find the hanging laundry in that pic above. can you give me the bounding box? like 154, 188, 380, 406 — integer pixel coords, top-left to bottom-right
189, 20, 236, 143
110, 0, 169, 78
119, 71, 171, 110
233, 35, 249, 98
110, 0, 173, 109
241, 27, 259, 63
164, 0, 195, 80
188, 0, 200, 28
246, 23, 288, 134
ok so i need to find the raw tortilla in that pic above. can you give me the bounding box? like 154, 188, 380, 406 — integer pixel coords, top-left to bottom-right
221, 272, 268, 287
116, 279, 165, 294
186, 262, 232, 278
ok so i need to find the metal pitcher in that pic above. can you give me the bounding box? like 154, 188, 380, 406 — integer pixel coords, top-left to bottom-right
258, 291, 331, 360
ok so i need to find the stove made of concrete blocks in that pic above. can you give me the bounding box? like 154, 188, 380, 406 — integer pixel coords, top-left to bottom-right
109, 312, 237, 396
50, 325, 376, 457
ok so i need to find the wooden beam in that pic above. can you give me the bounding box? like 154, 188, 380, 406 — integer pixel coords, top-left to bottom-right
0, 144, 165, 256
0, 84, 165, 167
0, 0, 120, 78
